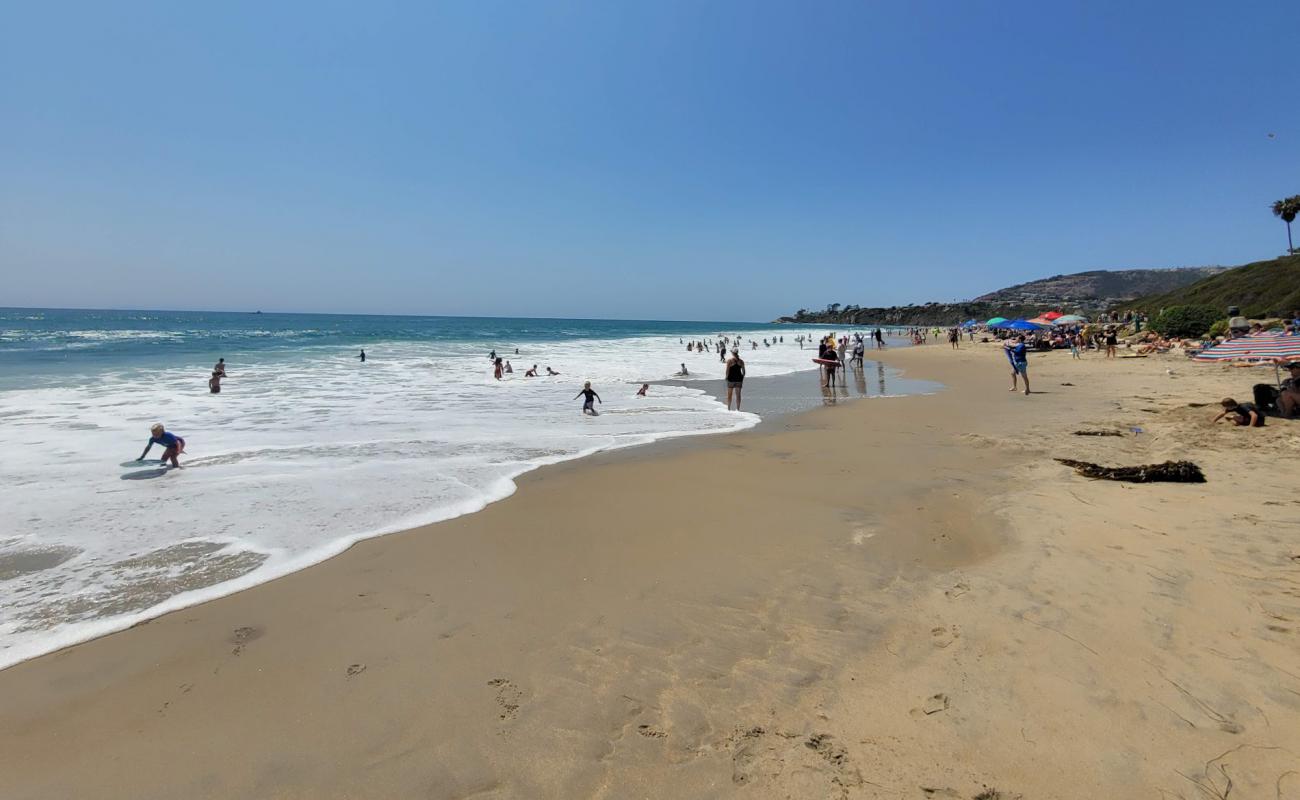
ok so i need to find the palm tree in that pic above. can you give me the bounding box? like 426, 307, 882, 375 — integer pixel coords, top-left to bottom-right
1272, 195, 1300, 254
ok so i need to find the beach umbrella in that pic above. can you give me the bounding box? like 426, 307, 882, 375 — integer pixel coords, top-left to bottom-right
1027, 316, 1055, 326
1193, 331, 1300, 386
1042, 311, 1064, 321
1053, 314, 1087, 325
986, 317, 1008, 326
1005, 319, 1048, 331
962, 319, 978, 328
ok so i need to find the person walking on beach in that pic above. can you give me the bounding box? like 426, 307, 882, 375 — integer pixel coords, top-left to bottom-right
725, 349, 746, 410
575, 382, 601, 415
138, 423, 186, 468
1004, 335, 1030, 395
1104, 328, 1118, 359
948, 327, 960, 350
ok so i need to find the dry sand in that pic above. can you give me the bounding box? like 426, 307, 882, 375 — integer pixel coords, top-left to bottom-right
3, 342, 1298, 799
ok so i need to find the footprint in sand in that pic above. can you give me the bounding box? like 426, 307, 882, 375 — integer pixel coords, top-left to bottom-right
636, 724, 667, 739
487, 678, 522, 720
228, 625, 263, 656
346, 663, 366, 678
910, 693, 950, 717
931, 625, 960, 648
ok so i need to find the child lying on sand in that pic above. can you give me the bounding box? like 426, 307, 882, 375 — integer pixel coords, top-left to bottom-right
1212, 398, 1264, 427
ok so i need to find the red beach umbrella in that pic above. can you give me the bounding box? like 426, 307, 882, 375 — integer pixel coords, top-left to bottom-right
1042, 311, 1064, 321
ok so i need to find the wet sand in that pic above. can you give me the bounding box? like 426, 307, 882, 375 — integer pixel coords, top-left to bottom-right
3, 342, 1298, 799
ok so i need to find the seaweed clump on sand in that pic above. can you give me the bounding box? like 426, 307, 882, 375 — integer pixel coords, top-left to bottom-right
1055, 459, 1206, 483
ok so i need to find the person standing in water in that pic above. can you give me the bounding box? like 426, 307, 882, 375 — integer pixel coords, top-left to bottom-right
493, 357, 504, 380
636, 383, 649, 397
359, 349, 366, 362
208, 371, 222, 394
213, 358, 226, 377
138, 423, 186, 468
575, 382, 601, 415
725, 349, 745, 410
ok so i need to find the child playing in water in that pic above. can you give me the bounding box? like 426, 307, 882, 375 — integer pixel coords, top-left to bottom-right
636, 383, 649, 396
138, 423, 186, 467
575, 382, 601, 415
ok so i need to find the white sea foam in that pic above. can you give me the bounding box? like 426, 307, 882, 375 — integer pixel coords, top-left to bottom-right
0, 330, 822, 668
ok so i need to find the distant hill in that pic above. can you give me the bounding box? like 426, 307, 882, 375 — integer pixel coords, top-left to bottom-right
778, 265, 1228, 326
975, 266, 1226, 307
1121, 254, 1300, 317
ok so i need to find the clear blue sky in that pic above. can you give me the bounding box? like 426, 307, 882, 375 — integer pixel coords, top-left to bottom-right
3, 1, 1297, 321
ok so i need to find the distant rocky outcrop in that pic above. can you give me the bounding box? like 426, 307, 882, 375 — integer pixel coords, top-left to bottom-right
975, 266, 1226, 308
779, 266, 1227, 325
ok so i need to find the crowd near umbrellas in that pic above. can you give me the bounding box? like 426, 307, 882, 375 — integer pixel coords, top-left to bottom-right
1193, 331, 1300, 386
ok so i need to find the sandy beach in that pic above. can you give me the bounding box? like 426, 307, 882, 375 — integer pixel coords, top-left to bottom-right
3, 342, 1298, 799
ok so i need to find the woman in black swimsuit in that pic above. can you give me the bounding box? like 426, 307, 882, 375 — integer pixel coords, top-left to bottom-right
725, 350, 746, 411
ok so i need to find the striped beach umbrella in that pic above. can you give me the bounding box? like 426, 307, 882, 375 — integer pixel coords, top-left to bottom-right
1192, 331, 1300, 363
1194, 331, 1300, 386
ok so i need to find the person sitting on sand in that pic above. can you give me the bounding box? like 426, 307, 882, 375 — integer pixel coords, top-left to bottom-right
1213, 398, 1264, 427
636, 383, 649, 397
138, 423, 186, 468
575, 382, 601, 415
208, 371, 222, 394
546, 367, 560, 376
1277, 362, 1300, 419
1004, 334, 1031, 395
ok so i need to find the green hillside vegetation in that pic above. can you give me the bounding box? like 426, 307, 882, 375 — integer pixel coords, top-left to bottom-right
1122, 254, 1300, 318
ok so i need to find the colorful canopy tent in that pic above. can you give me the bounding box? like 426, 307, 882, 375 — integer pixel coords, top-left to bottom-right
1052, 314, 1088, 325
986, 317, 1009, 326
1027, 316, 1055, 326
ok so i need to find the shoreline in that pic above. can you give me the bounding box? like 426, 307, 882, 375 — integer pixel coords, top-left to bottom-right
5, 342, 1298, 798
0, 356, 931, 672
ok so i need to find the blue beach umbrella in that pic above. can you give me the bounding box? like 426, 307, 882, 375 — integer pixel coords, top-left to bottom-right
1005, 319, 1047, 331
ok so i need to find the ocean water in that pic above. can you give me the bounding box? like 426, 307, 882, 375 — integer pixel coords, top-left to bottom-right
0, 309, 919, 669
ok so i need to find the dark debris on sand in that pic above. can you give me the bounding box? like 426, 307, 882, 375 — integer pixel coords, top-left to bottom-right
1055, 458, 1206, 483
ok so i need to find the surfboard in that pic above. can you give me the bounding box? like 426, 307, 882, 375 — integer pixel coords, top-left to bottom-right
812, 358, 839, 366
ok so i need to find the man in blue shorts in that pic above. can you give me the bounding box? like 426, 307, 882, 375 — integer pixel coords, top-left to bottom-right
1004, 335, 1030, 395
